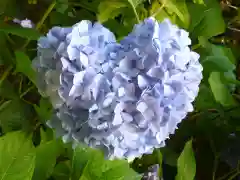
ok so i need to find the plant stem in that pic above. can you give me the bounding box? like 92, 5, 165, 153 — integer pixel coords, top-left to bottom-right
134, 9, 140, 23
20, 85, 35, 98
6, 35, 15, 45
152, 0, 166, 17
228, 26, 240, 32
218, 169, 236, 180
226, 3, 238, 10
126, 1, 140, 23
130, 3, 140, 23
18, 75, 23, 94
36, 1, 56, 30
0, 100, 12, 112
0, 66, 13, 87
228, 170, 240, 180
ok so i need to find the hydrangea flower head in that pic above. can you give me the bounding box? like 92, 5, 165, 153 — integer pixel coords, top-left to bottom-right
106, 17, 203, 160
33, 17, 203, 161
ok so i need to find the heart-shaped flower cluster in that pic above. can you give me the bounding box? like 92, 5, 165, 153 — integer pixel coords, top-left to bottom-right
33, 17, 203, 161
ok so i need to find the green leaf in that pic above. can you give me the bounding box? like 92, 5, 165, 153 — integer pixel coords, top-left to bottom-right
72, 145, 140, 180
0, 32, 14, 65
0, 0, 17, 16
127, 0, 144, 7
199, 37, 237, 65
189, 0, 225, 38
199, 37, 236, 85
195, 84, 218, 110
79, 0, 101, 13
0, 0, 10, 14
56, 0, 68, 14
71, 146, 99, 180
150, 0, 177, 23
98, 0, 128, 23
160, 0, 190, 28
187, 3, 206, 32
103, 19, 130, 39
0, 24, 41, 40
175, 139, 196, 180
202, 56, 235, 73
192, 0, 205, 4
32, 140, 63, 180
156, 149, 163, 177
50, 11, 76, 26
161, 147, 178, 166
0, 131, 36, 180
100, 160, 141, 180
0, 80, 18, 99
40, 127, 53, 144
15, 51, 36, 85
127, 0, 144, 22
34, 98, 52, 122
0, 99, 33, 132
98, 0, 143, 23
52, 161, 71, 180
208, 72, 236, 106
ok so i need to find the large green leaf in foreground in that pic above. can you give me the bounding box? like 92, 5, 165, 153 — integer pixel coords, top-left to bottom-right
175, 139, 196, 180
0, 131, 36, 180
72, 146, 141, 180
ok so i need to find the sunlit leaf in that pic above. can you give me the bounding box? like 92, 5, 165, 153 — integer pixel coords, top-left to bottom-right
98, 0, 143, 23
40, 127, 53, 144
159, 0, 189, 28
71, 146, 102, 180
100, 160, 141, 180
175, 139, 196, 180
98, 0, 127, 23
0, 131, 36, 180
150, 0, 176, 23
127, 0, 144, 22
192, 0, 205, 4
72, 145, 141, 180
32, 140, 63, 180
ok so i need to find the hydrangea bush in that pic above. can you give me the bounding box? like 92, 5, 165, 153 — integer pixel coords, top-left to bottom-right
33, 17, 203, 161
1, 0, 240, 180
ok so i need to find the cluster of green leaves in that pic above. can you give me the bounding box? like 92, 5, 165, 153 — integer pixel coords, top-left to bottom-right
0, 131, 140, 180
0, 0, 240, 179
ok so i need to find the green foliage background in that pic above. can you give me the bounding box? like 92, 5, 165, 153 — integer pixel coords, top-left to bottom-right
0, 0, 240, 179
